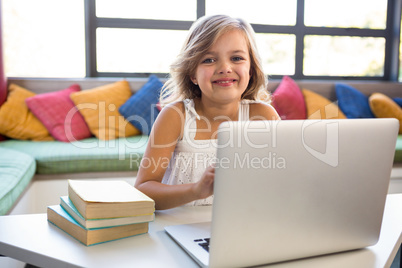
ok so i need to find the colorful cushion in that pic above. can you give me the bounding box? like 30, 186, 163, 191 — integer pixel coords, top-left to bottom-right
0, 71, 7, 141
395, 135, 402, 163
0, 52, 6, 107
271, 76, 306, 120
394, 97, 402, 107
0, 136, 148, 174
70, 80, 140, 140
302, 89, 346, 119
335, 83, 375, 118
0, 76, 6, 107
25, 84, 92, 142
0, 84, 53, 141
0, 147, 36, 215
369, 93, 402, 134
119, 75, 163, 135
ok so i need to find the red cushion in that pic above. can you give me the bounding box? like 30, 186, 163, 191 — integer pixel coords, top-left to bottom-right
25, 84, 92, 142
272, 76, 306, 120
0, 75, 6, 141
0, 16, 7, 140
0, 75, 5, 107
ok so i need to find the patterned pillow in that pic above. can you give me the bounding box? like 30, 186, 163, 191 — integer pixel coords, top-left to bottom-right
271, 76, 306, 120
119, 75, 163, 135
335, 83, 375, 118
0, 84, 53, 141
70, 80, 140, 140
394, 97, 402, 107
26, 84, 92, 142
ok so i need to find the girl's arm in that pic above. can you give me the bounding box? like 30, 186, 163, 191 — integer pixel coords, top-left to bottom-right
135, 102, 213, 210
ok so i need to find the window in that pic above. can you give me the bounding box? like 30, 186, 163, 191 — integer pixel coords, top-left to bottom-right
303, 36, 385, 77
2, 0, 401, 81
255, 34, 296, 76
205, 0, 297, 26
96, 28, 188, 74
304, 0, 387, 29
96, 0, 196, 21
2, 0, 86, 78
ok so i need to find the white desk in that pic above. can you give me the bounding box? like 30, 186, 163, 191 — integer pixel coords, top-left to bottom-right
1, 194, 402, 268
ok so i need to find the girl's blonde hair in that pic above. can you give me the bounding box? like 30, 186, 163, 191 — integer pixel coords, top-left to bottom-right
160, 14, 270, 105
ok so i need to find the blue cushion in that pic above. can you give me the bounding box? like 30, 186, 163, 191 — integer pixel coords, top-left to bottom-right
394, 97, 402, 107
119, 75, 163, 135
335, 83, 375, 118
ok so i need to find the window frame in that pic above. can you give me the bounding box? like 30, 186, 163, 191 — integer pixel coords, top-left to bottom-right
85, 0, 402, 81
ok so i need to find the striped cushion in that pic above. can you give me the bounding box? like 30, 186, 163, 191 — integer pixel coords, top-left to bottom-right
0, 148, 36, 215
0, 136, 148, 174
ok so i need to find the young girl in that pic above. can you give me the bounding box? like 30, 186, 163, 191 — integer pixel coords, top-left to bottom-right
135, 15, 280, 210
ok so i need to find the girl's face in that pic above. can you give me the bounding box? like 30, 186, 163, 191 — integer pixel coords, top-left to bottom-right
191, 30, 251, 104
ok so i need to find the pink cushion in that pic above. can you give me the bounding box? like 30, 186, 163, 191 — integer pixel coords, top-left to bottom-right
0, 25, 7, 140
0, 76, 6, 141
0, 73, 6, 106
272, 76, 306, 120
25, 85, 92, 142
0, 26, 6, 107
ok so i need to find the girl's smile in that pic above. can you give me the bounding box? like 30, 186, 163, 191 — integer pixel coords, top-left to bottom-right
212, 78, 237, 86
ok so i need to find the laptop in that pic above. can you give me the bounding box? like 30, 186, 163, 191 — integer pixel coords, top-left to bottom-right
165, 118, 399, 267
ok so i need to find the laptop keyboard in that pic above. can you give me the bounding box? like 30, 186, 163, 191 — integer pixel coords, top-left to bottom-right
194, 238, 210, 252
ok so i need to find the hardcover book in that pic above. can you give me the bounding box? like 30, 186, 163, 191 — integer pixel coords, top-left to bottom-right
68, 180, 155, 219
60, 196, 154, 229
47, 205, 149, 246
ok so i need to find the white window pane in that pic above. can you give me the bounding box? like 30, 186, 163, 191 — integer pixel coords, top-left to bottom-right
304, 36, 385, 76
2, 0, 85, 78
255, 34, 295, 75
96, 28, 187, 73
206, 0, 296, 26
305, 0, 387, 29
96, 0, 196, 21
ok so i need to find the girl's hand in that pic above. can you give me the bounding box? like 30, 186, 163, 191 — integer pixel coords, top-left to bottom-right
192, 165, 215, 200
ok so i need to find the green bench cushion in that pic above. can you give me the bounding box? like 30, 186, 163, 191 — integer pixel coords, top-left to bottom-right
0, 134, 400, 175
0, 147, 36, 215
0, 136, 148, 174
395, 135, 402, 163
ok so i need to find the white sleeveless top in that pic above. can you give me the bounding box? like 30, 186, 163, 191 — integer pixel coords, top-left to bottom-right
162, 98, 259, 206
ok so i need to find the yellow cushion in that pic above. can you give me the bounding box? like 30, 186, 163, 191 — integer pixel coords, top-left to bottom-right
0, 84, 53, 141
302, 89, 346, 119
369, 92, 402, 134
70, 80, 140, 140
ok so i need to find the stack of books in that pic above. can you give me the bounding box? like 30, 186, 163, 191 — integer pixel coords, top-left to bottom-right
47, 180, 155, 246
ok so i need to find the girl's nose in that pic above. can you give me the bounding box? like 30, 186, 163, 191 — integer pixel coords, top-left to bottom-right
217, 61, 232, 74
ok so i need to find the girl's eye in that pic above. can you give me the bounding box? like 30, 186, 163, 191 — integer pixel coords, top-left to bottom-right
202, 58, 215, 64
232, 56, 244, 62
